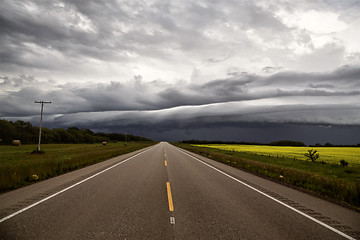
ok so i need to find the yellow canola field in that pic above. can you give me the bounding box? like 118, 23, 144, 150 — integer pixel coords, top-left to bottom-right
193, 144, 360, 165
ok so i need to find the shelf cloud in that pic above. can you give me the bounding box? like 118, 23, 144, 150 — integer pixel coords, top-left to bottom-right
1, 0, 359, 144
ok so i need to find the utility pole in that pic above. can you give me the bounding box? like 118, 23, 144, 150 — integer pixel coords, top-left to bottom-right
35, 101, 51, 151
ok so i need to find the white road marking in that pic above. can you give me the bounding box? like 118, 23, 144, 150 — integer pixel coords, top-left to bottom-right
175, 146, 356, 240
0, 146, 155, 223
170, 217, 175, 225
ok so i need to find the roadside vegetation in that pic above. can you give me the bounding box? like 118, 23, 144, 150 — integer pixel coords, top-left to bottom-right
0, 142, 155, 193
191, 144, 360, 165
173, 143, 360, 209
0, 119, 151, 145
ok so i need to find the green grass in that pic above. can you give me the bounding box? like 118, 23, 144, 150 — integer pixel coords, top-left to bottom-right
0, 142, 155, 192
173, 143, 360, 209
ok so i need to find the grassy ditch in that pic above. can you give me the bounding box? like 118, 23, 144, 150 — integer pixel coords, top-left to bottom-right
0, 142, 155, 192
173, 143, 360, 209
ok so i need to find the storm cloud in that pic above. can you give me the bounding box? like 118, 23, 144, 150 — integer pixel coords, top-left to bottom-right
1, 0, 360, 144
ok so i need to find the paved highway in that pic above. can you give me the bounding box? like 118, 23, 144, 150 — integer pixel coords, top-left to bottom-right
0, 142, 359, 239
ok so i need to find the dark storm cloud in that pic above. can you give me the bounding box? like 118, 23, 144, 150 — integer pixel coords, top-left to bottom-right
0, 0, 153, 66
1, 65, 359, 119
0, 1, 131, 71
1, 0, 359, 144
6, 98, 360, 144
20, 101, 358, 138
157, 65, 360, 108
0, 0, 292, 72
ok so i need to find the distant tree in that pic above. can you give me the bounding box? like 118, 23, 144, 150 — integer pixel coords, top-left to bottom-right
83, 129, 95, 135
181, 139, 265, 145
54, 128, 77, 143
13, 120, 37, 143
304, 149, 320, 162
270, 140, 305, 147
0, 119, 152, 144
0, 120, 16, 144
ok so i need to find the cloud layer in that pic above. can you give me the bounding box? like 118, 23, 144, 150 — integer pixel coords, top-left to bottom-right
1, 0, 360, 143
1, 65, 359, 125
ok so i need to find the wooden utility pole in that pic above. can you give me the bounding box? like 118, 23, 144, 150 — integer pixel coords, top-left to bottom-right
35, 101, 51, 151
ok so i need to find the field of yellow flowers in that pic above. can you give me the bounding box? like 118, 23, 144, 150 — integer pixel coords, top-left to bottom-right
193, 144, 360, 165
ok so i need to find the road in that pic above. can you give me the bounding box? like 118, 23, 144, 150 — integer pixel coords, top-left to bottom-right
0, 142, 359, 239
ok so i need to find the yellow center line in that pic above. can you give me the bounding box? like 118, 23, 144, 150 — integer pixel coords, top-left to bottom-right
166, 182, 174, 212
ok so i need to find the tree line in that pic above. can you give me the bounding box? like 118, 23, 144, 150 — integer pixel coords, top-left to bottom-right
0, 119, 152, 145
181, 139, 359, 147
181, 139, 306, 146
181, 139, 267, 145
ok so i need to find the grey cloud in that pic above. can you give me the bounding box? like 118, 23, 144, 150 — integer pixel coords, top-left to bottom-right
1, 65, 359, 117
241, 2, 289, 32
9, 110, 360, 144
158, 65, 360, 107
1, 0, 359, 145
324, 0, 360, 22
262, 66, 283, 74
307, 83, 335, 89
28, 101, 360, 135
292, 43, 346, 72
158, 75, 255, 107
0, 0, 292, 71
275, 89, 360, 97
0, 87, 44, 116
262, 65, 360, 87
0, 74, 37, 87
202, 76, 254, 89
327, 65, 360, 82
0, 0, 131, 69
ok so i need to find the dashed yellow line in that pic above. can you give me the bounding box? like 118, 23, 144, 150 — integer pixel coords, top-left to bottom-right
166, 182, 174, 212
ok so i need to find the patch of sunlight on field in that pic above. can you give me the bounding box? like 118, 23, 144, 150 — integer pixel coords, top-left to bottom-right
194, 144, 360, 165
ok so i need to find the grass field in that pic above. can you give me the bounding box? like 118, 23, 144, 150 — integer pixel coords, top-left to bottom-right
174, 143, 360, 209
193, 144, 360, 165
0, 142, 155, 192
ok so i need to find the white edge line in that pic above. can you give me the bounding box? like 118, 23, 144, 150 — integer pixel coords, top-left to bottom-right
0, 145, 155, 224
175, 147, 355, 240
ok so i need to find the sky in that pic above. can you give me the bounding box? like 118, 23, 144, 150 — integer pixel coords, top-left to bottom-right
0, 0, 360, 144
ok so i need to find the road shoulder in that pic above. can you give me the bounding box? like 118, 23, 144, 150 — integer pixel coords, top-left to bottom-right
174, 145, 360, 236
0, 145, 155, 219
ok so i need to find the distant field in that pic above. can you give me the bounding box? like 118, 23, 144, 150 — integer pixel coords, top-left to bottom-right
193, 144, 360, 165
175, 143, 360, 208
0, 142, 154, 192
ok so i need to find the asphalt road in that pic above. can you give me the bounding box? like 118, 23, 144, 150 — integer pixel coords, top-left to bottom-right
0, 142, 359, 239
